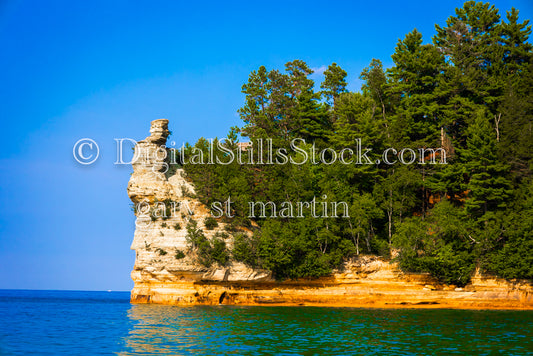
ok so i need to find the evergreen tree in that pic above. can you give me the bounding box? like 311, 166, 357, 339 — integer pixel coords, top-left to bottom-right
387, 29, 446, 147
462, 109, 512, 217
321, 62, 348, 106
183, 2, 532, 283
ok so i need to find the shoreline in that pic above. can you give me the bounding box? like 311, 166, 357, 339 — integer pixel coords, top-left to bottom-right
129, 300, 533, 310
130, 270, 533, 310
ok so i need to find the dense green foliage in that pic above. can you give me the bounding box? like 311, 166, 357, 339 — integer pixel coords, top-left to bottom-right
175, 250, 186, 260
185, 219, 229, 267
181, 1, 532, 284
204, 217, 219, 230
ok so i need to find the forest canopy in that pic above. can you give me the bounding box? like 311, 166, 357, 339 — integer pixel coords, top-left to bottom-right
180, 1, 533, 286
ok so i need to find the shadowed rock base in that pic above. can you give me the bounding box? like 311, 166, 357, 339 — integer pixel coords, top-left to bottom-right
131, 267, 532, 310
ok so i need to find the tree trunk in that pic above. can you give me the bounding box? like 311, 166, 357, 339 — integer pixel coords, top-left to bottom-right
349, 220, 358, 255
494, 113, 501, 142
387, 209, 392, 247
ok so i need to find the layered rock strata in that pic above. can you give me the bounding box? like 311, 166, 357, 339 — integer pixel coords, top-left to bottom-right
128, 119, 532, 309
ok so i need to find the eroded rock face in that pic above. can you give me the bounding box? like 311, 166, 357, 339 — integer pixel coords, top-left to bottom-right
127, 119, 173, 203
128, 119, 272, 291
128, 119, 532, 309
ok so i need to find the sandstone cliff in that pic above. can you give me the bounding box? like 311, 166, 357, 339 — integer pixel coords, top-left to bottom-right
128, 119, 271, 287
128, 119, 532, 309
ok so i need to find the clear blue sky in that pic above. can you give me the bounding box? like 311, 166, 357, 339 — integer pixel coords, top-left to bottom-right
0, 0, 531, 291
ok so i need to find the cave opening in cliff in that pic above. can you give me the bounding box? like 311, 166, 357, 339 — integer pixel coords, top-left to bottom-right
219, 292, 227, 304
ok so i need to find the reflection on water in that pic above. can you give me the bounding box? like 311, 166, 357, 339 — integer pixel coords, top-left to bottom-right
0, 290, 530, 355
120, 304, 533, 355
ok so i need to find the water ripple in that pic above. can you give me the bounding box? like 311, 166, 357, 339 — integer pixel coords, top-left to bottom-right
0, 290, 531, 355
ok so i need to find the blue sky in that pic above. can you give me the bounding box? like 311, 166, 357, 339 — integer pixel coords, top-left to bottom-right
1, 0, 531, 291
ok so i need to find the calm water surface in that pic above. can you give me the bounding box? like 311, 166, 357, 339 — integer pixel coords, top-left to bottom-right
0, 290, 531, 355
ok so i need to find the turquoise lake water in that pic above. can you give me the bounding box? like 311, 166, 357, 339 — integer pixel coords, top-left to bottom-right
0, 290, 531, 355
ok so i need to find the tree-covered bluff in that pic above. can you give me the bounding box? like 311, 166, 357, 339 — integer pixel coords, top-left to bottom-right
179, 1, 532, 286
